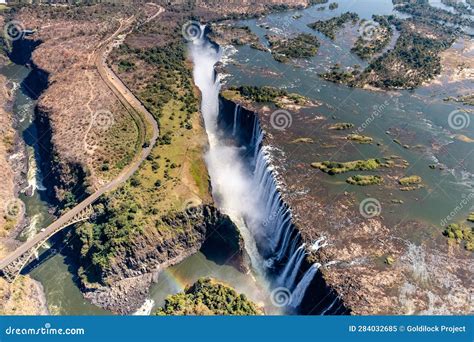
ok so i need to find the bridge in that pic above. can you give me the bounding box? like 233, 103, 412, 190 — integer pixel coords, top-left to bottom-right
0, 205, 95, 282
0, 6, 162, 283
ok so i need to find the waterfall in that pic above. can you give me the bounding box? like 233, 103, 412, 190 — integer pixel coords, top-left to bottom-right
232, 104, 240, 136
320, 296, 339, 315
190, 27, 326, 314
277, 244, 306, 290
190, 29, 266, 279
290, 263, 320, 309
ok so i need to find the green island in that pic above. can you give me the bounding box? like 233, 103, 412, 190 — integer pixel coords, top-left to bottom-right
443, 224, 474, 252
292, 137, 315, 143
154, 278, 263, 315
311, 158, 382, 175
320, 2, 460, 90
351, 15, 394, 60
346, 133, 373, 144
398, 175, 423, 191
398, 175, 422, 185
328, 2, 339, 10
467, 213, 474, 223
394, 0, 473, 27
308, 12, 359, 40
320, 63, 361, 84
209, 24, 266, 51
346, 175, 383, 186
267, 33, 320, 63
329, 122, 355, 130
222, 85, 313, 110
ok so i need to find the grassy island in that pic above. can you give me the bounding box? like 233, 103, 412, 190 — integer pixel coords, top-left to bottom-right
329, 122, 354, 130
399, 175, 422, 185
443, 224, 474, 252
154, 278, 263, 316
467, 213, 474, 223
346, 134, 373, 144
308, 12, 359, 40
399, 175, 423, 190
311, 158, 382, 174
346, 175, 383, 186
222, 86, 314, 110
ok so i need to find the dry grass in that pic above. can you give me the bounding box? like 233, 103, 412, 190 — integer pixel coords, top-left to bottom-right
15, 5, 142, 188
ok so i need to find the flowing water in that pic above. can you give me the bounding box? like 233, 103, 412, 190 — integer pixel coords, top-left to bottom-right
1, 63, 53, 240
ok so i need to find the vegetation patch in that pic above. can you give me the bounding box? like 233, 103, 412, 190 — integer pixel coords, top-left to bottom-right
329, 122, 354, 130
209, 24, 266, 51
444, 94, 474, 107
346, 175, 383, 186
292, 137, 314, 143
443, 223, 474, 252
154, 278, 263, 315
223, 85, 315, 109
308, 12, 359, 40
399, 175, 422, 185
351, 16, 394, 60
311, 158, 382, 175
321, 13, 458, 89
267, 33, 320, 63
467, 212, 474, 223
346, 133, 373, 144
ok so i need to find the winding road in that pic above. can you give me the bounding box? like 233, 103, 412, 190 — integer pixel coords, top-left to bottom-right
0, 7, 162, 275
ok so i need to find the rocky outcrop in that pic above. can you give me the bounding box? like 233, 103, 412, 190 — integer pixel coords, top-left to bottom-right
79, 205, 247, 314
0, 276, 49, 315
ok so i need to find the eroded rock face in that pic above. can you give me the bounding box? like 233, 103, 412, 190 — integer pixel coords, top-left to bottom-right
79, 205, 247, 314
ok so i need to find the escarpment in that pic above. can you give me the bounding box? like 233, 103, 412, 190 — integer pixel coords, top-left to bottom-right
73, 204, 246, 314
